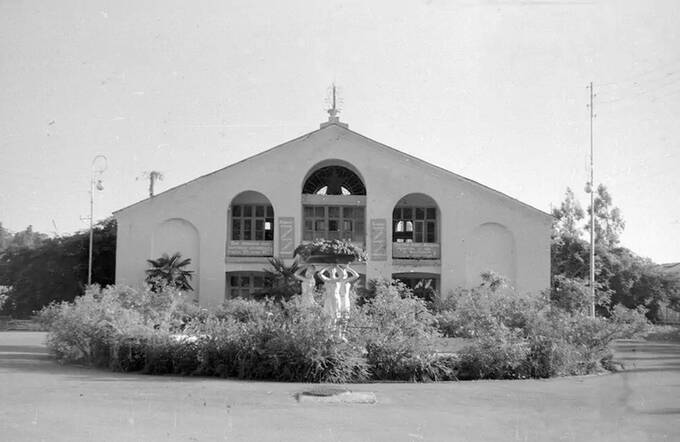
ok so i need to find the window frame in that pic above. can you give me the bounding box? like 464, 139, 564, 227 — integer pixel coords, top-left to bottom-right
392, 206, 437, 243
231, 204, 274, 241
303, 205, 365, 243
226, 272, 266, 299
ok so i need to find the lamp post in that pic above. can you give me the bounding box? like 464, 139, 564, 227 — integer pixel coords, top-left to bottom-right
88, 155, 108, 285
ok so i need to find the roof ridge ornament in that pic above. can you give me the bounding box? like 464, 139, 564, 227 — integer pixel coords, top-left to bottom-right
321, 83, 348, 129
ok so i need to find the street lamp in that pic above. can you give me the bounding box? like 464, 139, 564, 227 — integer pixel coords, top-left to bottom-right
88, 155, 108, 285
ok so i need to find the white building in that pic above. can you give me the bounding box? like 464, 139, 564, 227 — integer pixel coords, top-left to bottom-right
114, 111, 551, 306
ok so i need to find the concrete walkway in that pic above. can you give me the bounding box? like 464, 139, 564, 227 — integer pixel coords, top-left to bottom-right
1, 332, 678, 441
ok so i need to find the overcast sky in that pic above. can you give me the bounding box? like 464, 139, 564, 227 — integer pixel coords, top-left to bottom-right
1, 0, 678, 263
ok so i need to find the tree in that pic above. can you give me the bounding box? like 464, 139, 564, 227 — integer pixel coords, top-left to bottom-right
252, 258, 301, 301
4, 225, 48, 252
551, 187, 609, 314
0, 222, 12, 252
0, 218, 117, 317
588, 184, 625, 248
145, 252, 193, 292
143, 171, 164, 197
551, 187, 585, 239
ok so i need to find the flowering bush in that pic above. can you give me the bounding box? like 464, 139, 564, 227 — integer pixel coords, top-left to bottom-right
293, 239, 366, 262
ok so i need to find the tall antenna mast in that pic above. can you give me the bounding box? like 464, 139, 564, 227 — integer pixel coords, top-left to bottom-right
588, 81, 596, 317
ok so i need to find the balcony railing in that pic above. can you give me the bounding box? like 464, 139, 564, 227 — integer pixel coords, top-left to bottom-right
392, 242, 440, 259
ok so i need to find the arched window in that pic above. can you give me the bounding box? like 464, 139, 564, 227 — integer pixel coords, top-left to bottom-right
301, 164, 367, 244
392, 205, 436, 243
302, 166, 366, 195
228, 191, 274, 257
392, 193, 440, 260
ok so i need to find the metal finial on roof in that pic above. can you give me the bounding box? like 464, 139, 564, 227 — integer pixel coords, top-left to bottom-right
328, 84, 339, 119
321, 83, 348, 128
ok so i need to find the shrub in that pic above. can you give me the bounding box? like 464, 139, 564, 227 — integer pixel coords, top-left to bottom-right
434, 284, 547, 338
350, 279, 456, 381
40, 284, 193, 368
39, 287, 150, 367
214, 297, 270, 323
458, 327, 531, 379
42, 278, 649, 382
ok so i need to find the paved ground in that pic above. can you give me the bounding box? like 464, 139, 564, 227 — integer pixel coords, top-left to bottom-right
1, 332, 678, 441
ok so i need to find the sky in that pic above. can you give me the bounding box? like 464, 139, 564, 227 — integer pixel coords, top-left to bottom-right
0, 0, 678, 263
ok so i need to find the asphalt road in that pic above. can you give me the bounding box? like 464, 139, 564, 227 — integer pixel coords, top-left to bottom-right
1, 332, 678, 442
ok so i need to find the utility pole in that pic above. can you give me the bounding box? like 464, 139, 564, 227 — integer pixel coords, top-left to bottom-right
588, 82, 596, 317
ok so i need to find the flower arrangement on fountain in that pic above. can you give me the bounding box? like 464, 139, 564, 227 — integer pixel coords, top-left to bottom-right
293, 239, 367, 264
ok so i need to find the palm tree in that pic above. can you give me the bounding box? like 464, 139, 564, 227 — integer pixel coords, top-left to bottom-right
252, 258, 301, 301
145, 252, 193, 291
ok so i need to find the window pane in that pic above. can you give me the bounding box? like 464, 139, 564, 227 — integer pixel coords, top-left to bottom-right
427, 208, 436, 219
230, 276, 239, 287
240, 276, 250, 287
392, 207, 400, 219
355, 207, 364, 217
232, 219, 241, 240
415, 208, 425, 220
344, 207, 354, 218
328, 207, 340, 218
255, 206, 264, 217
243, 219, 252, 240
303, 231, 313, 241
315, 207, 325, 217
243, 205, 252, 217
403, 208, 413, 219
426, 221, 436, 242
230, 289, 240, 298
314, 220, 326, 231
415, 221, 424, 243
232, 205, 241, 217
255, 219, 264, 232
266, 206, 274, 218
329, 220, 339, 231
253, 276, 264, 288
405, 221, 414, 232
395, 220, 404, 232
304, 219, 313, 230
304, 206, 314, 217
343, 220, 352, 232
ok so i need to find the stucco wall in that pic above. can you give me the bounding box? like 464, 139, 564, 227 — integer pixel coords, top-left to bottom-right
114, 123, 551, 306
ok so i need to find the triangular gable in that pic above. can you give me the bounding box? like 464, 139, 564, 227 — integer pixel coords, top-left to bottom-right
114, 123, 551, 219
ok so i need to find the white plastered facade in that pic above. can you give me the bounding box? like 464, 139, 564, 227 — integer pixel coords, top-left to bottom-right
114, 121, 552, 307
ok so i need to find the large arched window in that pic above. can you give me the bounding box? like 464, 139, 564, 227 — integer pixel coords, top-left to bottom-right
301, 163, 367, 244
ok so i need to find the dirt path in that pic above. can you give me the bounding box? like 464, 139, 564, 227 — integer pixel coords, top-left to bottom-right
1, 332, 678, 441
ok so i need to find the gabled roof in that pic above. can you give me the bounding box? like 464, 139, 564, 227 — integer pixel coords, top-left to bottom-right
114, 122, 551, 218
